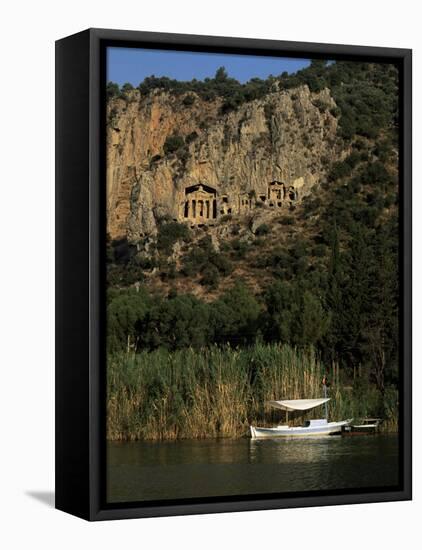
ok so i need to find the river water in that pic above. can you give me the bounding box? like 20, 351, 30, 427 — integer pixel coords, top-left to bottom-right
107, 434, 399, 503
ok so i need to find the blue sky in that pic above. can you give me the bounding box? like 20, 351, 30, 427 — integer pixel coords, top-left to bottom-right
107, 47, 310, 85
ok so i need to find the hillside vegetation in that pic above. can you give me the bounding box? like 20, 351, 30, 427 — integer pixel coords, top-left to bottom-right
106, 60, 399, 439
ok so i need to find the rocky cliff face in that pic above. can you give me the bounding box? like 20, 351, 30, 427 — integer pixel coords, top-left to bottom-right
107, 85, 340, 242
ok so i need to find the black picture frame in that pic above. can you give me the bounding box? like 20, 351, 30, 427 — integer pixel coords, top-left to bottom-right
55, 28, 412, 521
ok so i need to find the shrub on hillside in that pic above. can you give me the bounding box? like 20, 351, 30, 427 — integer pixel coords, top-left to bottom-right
163, 135, 185, 155
157, 221, 191, 255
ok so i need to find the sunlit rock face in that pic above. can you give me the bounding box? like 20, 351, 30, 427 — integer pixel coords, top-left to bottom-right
106, 85, 340, 242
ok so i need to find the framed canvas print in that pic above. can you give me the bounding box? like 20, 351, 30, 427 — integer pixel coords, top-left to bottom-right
55, 28, 412, 520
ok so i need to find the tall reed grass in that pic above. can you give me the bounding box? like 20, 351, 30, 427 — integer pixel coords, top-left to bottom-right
107, 344, 398, 440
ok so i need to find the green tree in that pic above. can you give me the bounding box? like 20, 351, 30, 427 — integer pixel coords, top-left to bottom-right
107, 288, 151, 352
215, 67, 228, 82
121, 82, 134, 93
139, 294, 211, 350
106, 81, 120, 99
211, 283, 261, 346
362, 219, 399, 394
299, 291, 331, 347
264, 280, 330, 347
263, 281, 296, 344
157, 221, 191, 256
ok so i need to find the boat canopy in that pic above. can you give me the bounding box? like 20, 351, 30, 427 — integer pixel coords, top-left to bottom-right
267, 398, 330, 412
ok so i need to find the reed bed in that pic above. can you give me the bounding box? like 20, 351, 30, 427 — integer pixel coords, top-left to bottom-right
107, 344, 398, 441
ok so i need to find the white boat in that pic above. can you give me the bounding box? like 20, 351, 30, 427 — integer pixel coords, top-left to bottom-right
342, 418, 382, 434
250, 398, 351, 439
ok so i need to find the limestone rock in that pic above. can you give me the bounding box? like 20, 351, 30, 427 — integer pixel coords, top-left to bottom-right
107, 85, 340, 242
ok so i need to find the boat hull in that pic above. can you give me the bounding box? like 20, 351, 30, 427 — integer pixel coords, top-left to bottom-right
342, 424, 380, 435
250, 420, 350, 439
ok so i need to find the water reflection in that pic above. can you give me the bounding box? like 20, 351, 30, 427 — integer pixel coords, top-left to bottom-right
248, 437, 334, 464
107, 435, 399, 503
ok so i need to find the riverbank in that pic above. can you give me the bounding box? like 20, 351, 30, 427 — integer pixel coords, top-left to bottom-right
107, 344, 398, 441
